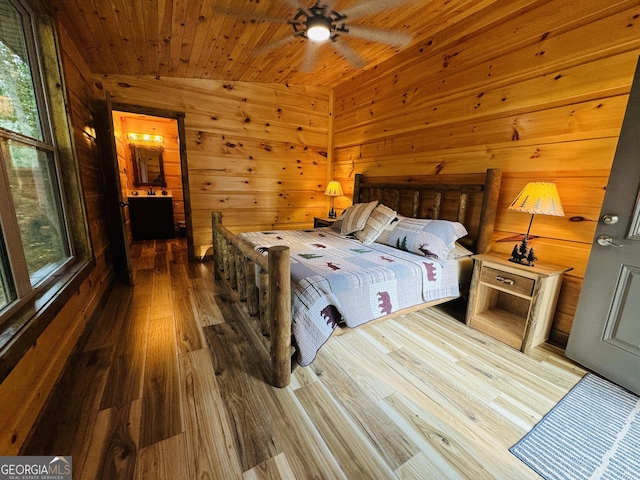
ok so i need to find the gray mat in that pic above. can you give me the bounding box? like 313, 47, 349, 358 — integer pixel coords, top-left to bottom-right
510, 373, 640, 480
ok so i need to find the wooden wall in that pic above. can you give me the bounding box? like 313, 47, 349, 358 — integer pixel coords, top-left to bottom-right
332, 0, 640, 343
0, 23, 115, 453
94, 76, 332, 258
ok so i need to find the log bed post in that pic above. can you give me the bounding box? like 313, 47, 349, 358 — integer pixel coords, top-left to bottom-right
222, 241, 230, 280
228, 246, 237, 286
457, 192, 468, 225
412, 191, 420, 218
353, 173, 363, 204
212, 212, 222, 280
246, 257, 258, 316
476, 168, 502, 254
433, 191, 442, 219
268, 246, 291, 388
258, 270, 270, 335
235, 250, 246, 301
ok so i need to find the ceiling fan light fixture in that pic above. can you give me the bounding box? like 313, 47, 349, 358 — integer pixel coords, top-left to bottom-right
306, 16, 331, 42
266, 0, 413, 72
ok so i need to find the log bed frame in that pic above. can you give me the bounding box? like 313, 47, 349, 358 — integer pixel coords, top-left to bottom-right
212, 168, 502, 387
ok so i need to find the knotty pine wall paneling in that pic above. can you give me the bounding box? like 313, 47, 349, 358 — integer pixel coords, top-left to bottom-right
0, 23, 116, 454
95, 76, 332, 258
332, 0, 640, 343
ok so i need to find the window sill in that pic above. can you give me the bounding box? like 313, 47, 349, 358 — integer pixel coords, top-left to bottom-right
0, 256, 95, 383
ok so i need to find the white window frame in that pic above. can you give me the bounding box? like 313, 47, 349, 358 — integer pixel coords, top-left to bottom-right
0, 0, 75, 320
0, 0, 92, 379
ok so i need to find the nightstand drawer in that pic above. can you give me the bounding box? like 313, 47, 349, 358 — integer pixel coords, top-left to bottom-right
480, 266, 534, 297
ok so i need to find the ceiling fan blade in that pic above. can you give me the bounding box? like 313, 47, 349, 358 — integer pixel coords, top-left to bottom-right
281, 0, 312, 16
321, 0, 339, 14
331, 40, 366, 69
300, 41, 321, 73
345, 25, 412, 47
252, 34, 300, 57
220, 9, 291, 25
341, 0, 414, 20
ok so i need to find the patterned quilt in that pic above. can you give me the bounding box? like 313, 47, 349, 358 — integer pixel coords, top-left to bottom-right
238, 228, 460, 366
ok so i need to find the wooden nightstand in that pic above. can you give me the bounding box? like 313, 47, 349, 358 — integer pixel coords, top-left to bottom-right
313, 217, 337, 228
465, 253, 571, 353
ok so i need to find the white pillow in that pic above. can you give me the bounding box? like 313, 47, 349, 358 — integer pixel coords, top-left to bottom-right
355, 204, 397, 245
340, 201, 378, 235
375, 216, 467, 265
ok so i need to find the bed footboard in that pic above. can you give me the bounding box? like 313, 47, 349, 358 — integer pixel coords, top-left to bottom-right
211, 212, 292, 387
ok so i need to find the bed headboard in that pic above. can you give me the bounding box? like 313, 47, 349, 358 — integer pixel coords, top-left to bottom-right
352, 168, 501, 254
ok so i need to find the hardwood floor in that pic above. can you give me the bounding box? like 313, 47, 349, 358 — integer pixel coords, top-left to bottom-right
22, 238, 586, 479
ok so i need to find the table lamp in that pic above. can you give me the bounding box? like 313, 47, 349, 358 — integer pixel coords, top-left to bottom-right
507, 182, 564, 266
324, 180, 343, 218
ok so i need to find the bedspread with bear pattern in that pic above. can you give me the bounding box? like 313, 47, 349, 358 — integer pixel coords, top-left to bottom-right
238, 228, 460, 366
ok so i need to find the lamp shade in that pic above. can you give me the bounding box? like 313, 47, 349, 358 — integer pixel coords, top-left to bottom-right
508, 182, 564, 217
324, 180, 343, 197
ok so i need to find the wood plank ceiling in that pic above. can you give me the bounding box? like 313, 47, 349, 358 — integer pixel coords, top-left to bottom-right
46, 0, 499, 87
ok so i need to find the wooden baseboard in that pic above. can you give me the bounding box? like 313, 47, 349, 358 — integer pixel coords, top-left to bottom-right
548, 329, 569, 350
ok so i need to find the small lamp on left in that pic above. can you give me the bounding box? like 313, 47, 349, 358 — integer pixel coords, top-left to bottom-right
324, 180, 343, 219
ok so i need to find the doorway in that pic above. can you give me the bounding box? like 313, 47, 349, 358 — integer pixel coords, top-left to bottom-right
112, 111, 185, 244
100, 97, 194, 276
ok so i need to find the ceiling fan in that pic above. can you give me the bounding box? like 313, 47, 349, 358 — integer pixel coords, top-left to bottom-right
249, 0, 414, 73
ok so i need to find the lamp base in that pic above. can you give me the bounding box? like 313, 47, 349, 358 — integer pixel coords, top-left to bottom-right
509, 237, 536, 267
328, 208, 337, 219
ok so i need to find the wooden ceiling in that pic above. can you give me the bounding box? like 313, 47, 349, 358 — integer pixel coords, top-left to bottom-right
47, 0, 498, 87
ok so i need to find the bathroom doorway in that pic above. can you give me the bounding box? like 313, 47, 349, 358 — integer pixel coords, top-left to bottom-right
97, 95, 194, 284
112, 110, 185, 243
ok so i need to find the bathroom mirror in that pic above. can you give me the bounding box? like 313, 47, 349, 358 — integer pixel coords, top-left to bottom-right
130, 144, 166, 187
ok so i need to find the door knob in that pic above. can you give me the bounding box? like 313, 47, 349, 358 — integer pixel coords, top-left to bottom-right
602, 214, 619, 225
119, 201, 129, 208
597, 235, 623, 247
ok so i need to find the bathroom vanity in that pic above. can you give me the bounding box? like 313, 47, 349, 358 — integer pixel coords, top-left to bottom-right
128, 191, 175, 240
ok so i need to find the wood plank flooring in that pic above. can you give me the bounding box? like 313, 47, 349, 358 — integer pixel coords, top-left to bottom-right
21, 239, 586, 479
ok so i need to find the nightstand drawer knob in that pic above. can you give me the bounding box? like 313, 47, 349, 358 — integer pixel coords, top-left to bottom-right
495, 276, 515, 286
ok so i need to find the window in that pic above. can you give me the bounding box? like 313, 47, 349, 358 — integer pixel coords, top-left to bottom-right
0, 0, 73, 318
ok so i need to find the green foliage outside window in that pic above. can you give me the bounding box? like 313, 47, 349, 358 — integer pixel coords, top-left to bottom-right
0, 6, 42, 141
0, 0, 71, 312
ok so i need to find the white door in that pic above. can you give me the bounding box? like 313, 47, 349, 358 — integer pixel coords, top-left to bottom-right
566, 57, 640, 395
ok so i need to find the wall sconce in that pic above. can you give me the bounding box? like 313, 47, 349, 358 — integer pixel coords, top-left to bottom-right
83, 125, 96, 140
507, 182, 564, 266
324, 180, 343, 218
127, 132, 163, 143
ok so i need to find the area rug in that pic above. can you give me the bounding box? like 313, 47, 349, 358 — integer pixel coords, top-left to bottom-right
510, 373, 640, 480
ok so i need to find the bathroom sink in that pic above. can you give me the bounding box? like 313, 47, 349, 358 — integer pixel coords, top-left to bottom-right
128, 189, 172, 198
